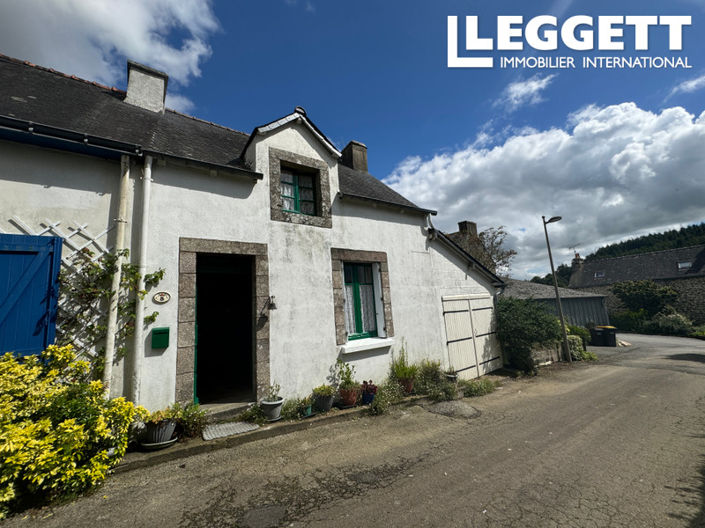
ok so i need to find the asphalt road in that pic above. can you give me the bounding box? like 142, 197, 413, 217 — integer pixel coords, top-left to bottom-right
7, 334, 705, 528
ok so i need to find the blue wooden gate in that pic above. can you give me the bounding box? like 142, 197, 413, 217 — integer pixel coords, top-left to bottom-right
0, 234, 62, 355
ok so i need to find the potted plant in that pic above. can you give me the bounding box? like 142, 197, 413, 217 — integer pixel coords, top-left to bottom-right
141, 407, 178, 448
391, 349, 418, 395
312, 384, 335, 412
361, 380, 377, 405
335, 360, 360, 408
260, 382, 284, 422
299, 395, 314, 418
444, 366, 458, 383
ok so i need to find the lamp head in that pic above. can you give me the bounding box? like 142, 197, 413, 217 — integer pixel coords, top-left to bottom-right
546, 216, 562, 224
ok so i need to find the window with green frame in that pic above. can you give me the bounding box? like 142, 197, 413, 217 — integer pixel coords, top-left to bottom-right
343, 263, 378, 340
280, 166, 316, 215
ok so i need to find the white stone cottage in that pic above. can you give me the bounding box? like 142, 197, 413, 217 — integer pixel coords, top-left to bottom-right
0, 55, 504, 410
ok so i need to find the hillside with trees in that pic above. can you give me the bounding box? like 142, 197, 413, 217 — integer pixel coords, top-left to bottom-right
585, 223, 705, 261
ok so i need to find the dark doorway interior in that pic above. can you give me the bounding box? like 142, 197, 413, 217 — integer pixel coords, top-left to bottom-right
196, 253, 254, 404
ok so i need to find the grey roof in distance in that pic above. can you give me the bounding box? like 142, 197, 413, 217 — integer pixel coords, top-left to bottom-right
502, 279, 605, 299
570, 245, 705, 288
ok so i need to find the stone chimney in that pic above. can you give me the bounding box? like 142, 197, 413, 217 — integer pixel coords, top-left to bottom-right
447, 220, 494, 272
124, 60, 168, 113
568, 252, 584, 287
341, 141, 368, 172
458, 220, 478, 237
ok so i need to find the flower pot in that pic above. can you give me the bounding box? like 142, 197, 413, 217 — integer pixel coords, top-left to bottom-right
399, 378, 414, 395
301, 404, 313, 417
260, 398, 284, 422
314, 394, 334, 412
142, 419, 177, 444
445, 373, 458, 383
339, 387, 359, 407
361, 392, 375, 405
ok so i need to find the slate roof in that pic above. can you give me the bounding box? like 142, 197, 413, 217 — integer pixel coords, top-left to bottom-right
0, 54, 428, 213
569, 245, 705, 288
502, 279, 604, 299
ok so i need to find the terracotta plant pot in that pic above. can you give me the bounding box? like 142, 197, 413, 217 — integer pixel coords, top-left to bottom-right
400, 378, 414, 395
339, 387, 359, 407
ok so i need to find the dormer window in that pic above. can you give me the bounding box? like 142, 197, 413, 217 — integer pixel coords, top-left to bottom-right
281, 166, 317, 215
678, 261, 692, 270
594, 271, 605, 279
268, 147, 332, 229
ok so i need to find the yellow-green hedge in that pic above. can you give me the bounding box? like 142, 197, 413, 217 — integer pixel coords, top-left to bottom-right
0, 345, 144, 518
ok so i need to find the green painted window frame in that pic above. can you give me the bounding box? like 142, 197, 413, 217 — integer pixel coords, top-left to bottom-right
344, 263, 378, 340
281, 167, 317, 216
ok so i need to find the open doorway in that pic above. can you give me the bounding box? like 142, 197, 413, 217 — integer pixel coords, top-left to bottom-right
195, 253, 254, 404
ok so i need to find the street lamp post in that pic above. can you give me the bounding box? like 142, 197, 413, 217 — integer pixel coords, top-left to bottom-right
542, 216, 572, 364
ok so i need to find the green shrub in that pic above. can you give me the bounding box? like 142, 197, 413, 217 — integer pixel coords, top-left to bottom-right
580, 350, 599, 361
172, 403, 208, 439
280, 398, 302, 421
236, 404, 266, 425
427, 381, 458, 402
312, 384, 335, 397
612, 280, 678, 317
496, 297, 562, 372
0, 345, 142, 518
567, 335, 584, 360
459, 378, 498, 397
689, 325, 705, 340
643, 311, 694, 336
610, 309, 648, 332
567, 325, 590, 349
415, 359, 444, 395
367, 380, 404, 416
390, 346, 418, 381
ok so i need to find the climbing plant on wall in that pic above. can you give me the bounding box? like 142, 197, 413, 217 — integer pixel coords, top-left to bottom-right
55, 248, 164, 378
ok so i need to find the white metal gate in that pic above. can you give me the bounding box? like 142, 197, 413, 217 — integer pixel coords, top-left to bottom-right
442, 294, 502, 379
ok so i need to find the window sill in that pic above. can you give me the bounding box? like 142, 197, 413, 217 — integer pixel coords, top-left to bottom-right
339, 337, 394, 355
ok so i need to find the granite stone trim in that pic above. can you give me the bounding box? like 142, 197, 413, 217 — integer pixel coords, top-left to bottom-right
176, 238, 270, 403
330, 248, 394, 345
269, 147, 332, 229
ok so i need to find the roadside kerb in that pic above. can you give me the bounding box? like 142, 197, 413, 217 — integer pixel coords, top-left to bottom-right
116, 394, 433, 474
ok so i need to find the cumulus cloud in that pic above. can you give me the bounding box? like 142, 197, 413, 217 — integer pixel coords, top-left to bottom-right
668, 74, 705, 99
385, 103, 705, 278
494, 74, 557, 112
0, 0, 219, 112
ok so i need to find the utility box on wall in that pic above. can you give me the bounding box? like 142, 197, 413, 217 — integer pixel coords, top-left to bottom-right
151, 327, 169, 349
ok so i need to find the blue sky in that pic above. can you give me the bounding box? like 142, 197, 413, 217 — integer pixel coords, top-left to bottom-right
1, 0, 704, 277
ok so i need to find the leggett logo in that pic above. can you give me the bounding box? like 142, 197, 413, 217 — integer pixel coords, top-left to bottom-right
448, 15, 693, 70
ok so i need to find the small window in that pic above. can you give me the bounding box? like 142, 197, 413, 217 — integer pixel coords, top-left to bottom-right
678, 261, 692, 270
281, 167, 317, 216
343, 263, 378, 340
594, 271, 605, 279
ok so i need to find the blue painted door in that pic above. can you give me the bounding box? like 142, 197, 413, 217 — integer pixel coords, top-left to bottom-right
0, 234, 62, 355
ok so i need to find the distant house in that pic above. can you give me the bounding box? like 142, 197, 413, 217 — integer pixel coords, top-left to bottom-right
568, 246, 705, 324
445, 221, 495, 273
501, 279, 610, 327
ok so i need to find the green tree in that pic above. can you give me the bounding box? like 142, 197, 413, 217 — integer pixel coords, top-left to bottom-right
530, 263, 572, 287
478, 226, 517, 276
611, 280, 678, 317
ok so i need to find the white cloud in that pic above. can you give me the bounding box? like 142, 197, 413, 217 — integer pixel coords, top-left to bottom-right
165, 93, 196, 114
668, 74, 705, 99
0, 0, 219, 112
385, 102, 705, 278
494, 74, 557, 113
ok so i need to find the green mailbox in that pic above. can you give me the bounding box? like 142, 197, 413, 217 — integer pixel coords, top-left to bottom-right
151, 327, 169, 349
